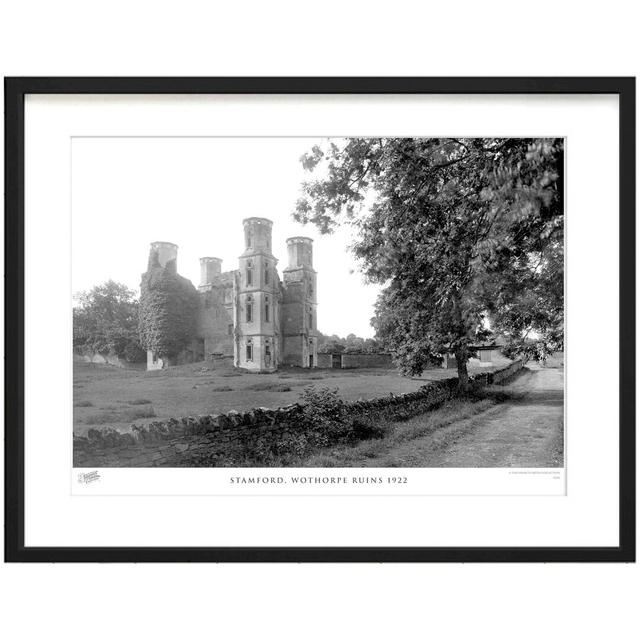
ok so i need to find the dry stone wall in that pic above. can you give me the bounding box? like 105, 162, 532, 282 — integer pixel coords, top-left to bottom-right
74, 359, 526, 468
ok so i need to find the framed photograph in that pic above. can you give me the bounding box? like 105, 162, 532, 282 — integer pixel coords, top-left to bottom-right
5, 77, 635, 562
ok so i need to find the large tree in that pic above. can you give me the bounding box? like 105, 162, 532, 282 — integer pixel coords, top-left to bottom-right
73, 280, 146, 362
294, 138, 563, 388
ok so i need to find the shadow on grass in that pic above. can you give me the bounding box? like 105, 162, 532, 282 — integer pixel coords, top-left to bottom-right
82, 405, 156, 425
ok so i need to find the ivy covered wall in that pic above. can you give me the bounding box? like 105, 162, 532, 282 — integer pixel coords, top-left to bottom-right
138, 254, 200, 359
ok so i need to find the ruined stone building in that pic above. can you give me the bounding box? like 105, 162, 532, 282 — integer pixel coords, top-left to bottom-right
143, 217, 318, 372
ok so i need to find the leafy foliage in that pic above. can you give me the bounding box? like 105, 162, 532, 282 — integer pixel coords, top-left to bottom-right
73, 280, 146, 362
297, 386, 384, 445
138, 259, 200, 359
317, 332, 381, 354
295, 138, 564, 385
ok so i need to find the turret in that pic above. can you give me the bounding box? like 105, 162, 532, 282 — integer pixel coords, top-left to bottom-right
283, 236, 316, 300
199, 257, 222, 286
242, 217, 273, 255
285, 236, 313, 270
148, 241, 178, 274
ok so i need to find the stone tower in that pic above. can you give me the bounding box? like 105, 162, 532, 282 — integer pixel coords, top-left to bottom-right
148, 241, 178, 274
199, 256, 222, 287
234, 217, 280, 371
282, 236, 317, 367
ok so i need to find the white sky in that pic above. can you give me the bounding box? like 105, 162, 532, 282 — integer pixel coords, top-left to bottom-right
71, 137, 380, 338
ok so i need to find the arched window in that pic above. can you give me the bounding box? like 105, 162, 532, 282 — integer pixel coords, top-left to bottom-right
308, 307, 313, 330
246, 295, 253, 322
246, 260, 253, 286
246, 338, 253, 362
264, 261, 270, 285
264, 295, 270, 322
245, 228, 252, 249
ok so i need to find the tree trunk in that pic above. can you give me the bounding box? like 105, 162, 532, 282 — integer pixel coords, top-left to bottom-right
456, 353, 470, 393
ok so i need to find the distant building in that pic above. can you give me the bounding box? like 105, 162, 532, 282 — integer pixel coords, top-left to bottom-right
442, 344, 503, 369
142, 218, 318, 372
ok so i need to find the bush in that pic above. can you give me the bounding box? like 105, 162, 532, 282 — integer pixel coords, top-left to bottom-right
298, 386, 383, 446
128, 398, 152, 405
123, 341, 147, 363
73, 400, 93, 408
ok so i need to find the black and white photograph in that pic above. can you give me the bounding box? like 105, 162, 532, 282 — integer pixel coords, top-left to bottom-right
2, 2, 637, 636
4, 74, 634, 572
72, 136, 565, 470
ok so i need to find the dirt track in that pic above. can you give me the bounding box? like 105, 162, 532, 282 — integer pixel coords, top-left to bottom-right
364, 364, 565, 468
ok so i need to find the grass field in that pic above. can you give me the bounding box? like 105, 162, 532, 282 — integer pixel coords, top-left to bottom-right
73, 356, 512, 435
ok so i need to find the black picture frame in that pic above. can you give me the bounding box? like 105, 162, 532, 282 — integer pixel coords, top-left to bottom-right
4, 77, 635, 563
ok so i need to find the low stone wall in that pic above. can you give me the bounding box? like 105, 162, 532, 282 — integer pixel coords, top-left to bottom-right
316, 352, 394, 369
340, 353, 394, 369
316, 353, 333, 368
74, 359, 526, 468
489, 359, 527, 384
